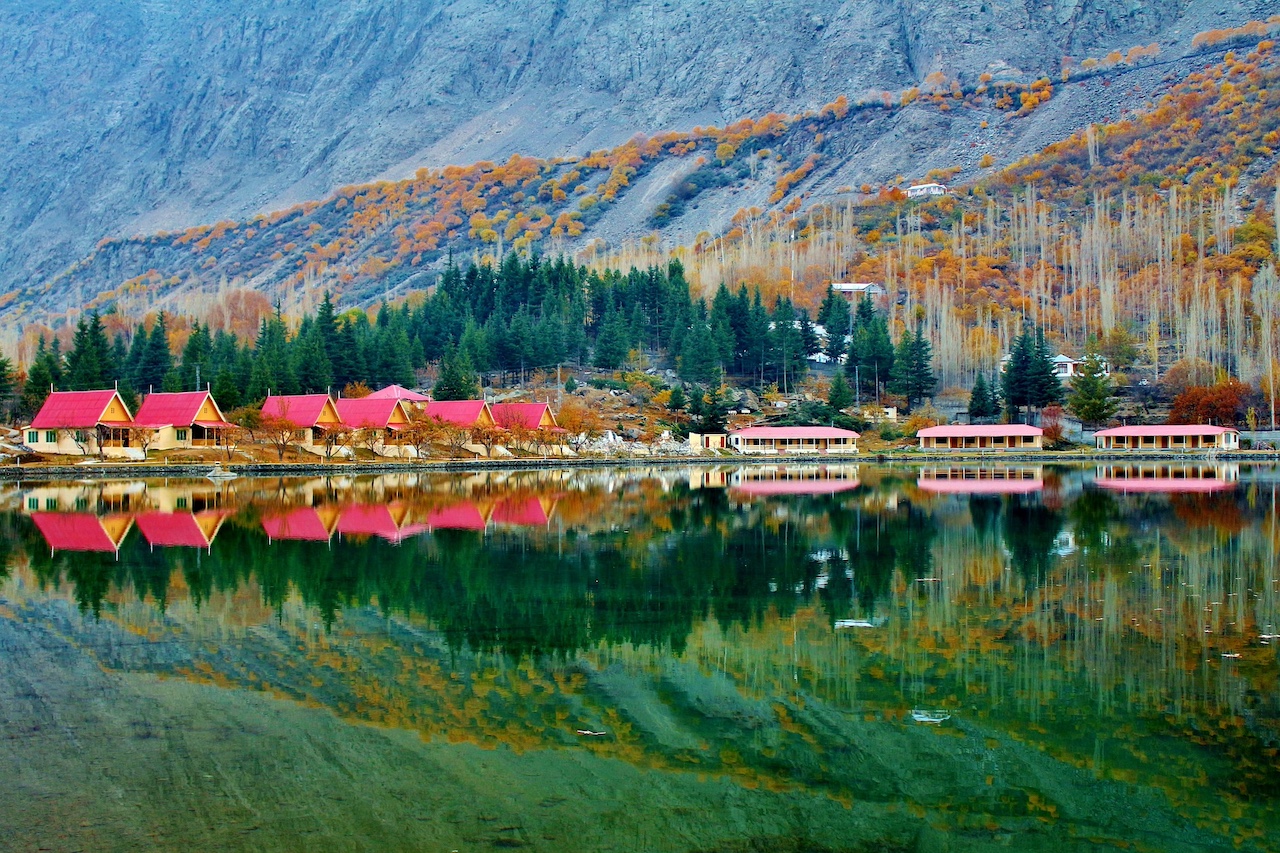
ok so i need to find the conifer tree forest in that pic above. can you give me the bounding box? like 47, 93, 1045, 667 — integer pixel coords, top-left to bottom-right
8, 254, 866, 420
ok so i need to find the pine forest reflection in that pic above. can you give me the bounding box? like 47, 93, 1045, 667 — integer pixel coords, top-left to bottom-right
2, 463, 1279, 851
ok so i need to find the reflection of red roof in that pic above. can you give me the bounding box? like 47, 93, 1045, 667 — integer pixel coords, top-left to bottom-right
367, 385, 430, 402
491, 402, 556, 430
31, 512, 131, 552
135, 511, 226, 547
731, 426, 860, 440
427, 502, 488, 530
262, 507, 333, 541
492, 496, 550, 526
334, 397, 404, 429
731, 478, 860, 496
1095, 478, 1234, 493
425, 400, 489, 426
917, 478, 1044, 494
262, 395, 336, 428
917, 425, 1043, 438
1094, 425, 1238, 437
134, 391, 228, 429
30, 390, 131, 429
337, 503, 428, 543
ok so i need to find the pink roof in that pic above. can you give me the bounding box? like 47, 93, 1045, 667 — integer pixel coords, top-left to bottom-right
30, 390, 132, 429
491, 402, 556, 430
334, 397, 404, 429
31, 512, 131, 552
366, 385, 430, 402
427, 502, 488, 530
335, 504, 425, 543
135, 511, 225, 547
917, 478, 1043, 494
261, 507, 333, 541
492, 496, 550, 526
1095, 478, 1235, 494
262, 395, 336, 428
731, 426, 861, 440
731, 478, 860, 496
425, 400, 489, 427
1094, 425, 1238, 437
133, 391, 229, 429
917, 425, 1043, 438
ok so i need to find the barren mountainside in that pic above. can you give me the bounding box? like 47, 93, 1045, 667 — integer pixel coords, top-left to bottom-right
0, 0, 1272, 321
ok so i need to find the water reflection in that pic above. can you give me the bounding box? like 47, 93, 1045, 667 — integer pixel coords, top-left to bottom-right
1, 464, 1278, 850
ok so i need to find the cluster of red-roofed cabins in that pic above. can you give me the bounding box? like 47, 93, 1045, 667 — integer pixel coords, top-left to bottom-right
23, 384, 560, 459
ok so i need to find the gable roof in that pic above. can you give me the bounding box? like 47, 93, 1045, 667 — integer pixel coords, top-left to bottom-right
133, 391, 230, 429
30, 390, 133, 429
261, 394, 341, 428
427, 502, 488, 530
491, 402, 557, 430
334, 397, 408, 429
135, 510, 228, 548
261, 506, 335, 541
366, 384, 430, 402
425, 400, 491, 427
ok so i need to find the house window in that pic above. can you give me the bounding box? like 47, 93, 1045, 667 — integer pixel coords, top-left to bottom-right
45, 498, 57, 510
176, 428, 188, 441
74, 430, 88, 443
27, 497, 38, 510
27, 431, 37, 444
176, 497, 188, 510
45, 431, 57, 443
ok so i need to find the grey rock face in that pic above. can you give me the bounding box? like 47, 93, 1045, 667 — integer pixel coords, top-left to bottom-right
0, 0, 1263, 304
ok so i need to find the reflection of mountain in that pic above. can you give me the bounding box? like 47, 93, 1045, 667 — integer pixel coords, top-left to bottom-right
4, 466, 1280, 849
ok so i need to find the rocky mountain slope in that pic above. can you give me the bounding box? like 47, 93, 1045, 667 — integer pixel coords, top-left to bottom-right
1, 0, 1272, 325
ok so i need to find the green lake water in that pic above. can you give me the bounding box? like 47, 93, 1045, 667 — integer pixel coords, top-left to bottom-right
1, 462, 1278, 852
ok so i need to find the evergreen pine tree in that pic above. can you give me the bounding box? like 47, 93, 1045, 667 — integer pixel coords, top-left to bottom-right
65, 312, 112, 391
137, 313, 173, 393
828, 371, 854, 412
1067, 350, 1118, 427
969, 373, 995, 419
0, 355, 15, 421
433, 346, 480, 401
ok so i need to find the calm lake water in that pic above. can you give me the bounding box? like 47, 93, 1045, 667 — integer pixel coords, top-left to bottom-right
1, 462, 1278, 852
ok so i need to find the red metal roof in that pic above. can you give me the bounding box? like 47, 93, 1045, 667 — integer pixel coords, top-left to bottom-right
261, 507, 333, 541
427, 502, 488, 530
491, 402, 556, 430
134, 391, 229, 428
492, 496, 550, 526
425, 400, 489, 427
30, 390, 131, 429
917, 425, 1043, 438
261, 395, 337, 428
334, 397, 404, 429
366, 384, 430, 402
337, 503, 428, 543
135, 511, 226, 547
1094, 425, 1238, 437
31, 512, 131, 552
730, 426, 861, 439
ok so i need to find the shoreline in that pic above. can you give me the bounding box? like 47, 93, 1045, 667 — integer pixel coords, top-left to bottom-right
1, 449, 1275, 482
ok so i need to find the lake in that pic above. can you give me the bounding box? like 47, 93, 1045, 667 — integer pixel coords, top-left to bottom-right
1, 462, 1277, 852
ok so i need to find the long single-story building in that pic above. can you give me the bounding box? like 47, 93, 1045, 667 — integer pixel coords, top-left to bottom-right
728, 426, 859, 455
1093, 425, 1240, 451
916, 424, 1044, 451
24, 389, 136, 457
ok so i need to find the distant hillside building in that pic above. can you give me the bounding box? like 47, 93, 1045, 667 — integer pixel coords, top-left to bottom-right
906, 183, 947, 199
830, 282, 886, 303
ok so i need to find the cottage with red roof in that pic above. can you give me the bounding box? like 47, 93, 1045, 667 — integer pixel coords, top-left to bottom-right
424, 399, 494, 428
366, 384, 430, 404
491, 402, 559, 431
25, 389, 136, 457
132, 390, 233, 453
334, 397, 413, 457
261, 394, 344, 448
728, 426, 860, 455
1093, 424, 1239, 451
916, 424, 1043, 451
